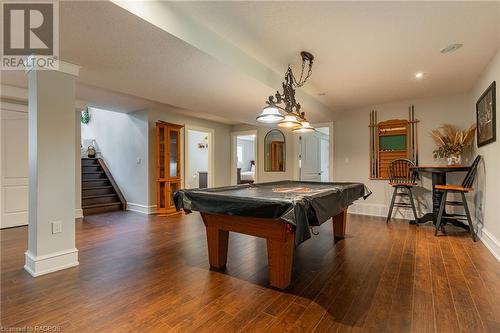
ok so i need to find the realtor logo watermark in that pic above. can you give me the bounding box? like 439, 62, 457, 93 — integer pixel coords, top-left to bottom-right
1, 1, 59, 70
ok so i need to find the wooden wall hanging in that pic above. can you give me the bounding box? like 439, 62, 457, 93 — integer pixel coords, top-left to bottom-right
369, 105, 418, 179
156, 121, 184, 215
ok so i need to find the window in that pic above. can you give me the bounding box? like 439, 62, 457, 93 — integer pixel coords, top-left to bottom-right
237, 146, 243, 163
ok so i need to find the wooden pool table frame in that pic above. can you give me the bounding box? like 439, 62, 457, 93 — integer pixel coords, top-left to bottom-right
200, 209, 347, 290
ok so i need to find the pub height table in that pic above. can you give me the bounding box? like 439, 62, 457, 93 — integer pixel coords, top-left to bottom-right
409, 165, 471, 230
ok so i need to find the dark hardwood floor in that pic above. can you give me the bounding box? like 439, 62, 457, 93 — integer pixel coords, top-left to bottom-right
1, 211, 499, 332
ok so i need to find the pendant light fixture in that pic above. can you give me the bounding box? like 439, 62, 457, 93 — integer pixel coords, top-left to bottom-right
256, 51, 316, 132
277, 115, 301, 128
292, 121, 315, 133
256, 105, 284, 123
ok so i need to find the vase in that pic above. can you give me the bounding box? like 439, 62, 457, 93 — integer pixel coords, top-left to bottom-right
447, 154, 461, 165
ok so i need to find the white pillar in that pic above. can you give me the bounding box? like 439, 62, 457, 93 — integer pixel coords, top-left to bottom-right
24, 62, 80, 277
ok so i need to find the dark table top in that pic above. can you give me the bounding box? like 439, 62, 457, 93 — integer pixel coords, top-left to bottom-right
410, 165, 470, 173
174, 181, 371, 245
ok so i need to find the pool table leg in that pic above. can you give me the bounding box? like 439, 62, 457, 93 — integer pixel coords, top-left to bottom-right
205, 224, 229, 269
267, 231, 294, 290
200, 212, 295, 289
332, 209, 347, 238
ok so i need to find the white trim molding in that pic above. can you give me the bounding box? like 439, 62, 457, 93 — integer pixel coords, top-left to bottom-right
75, 209, 83, 219
477, 228, 500, 262
348, 202, 415, 220
24, 248, 79, 277
25, 57, 80, 77
127, 203, 157, 215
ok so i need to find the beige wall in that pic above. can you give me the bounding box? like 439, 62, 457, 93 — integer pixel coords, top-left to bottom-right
333, 93, 474, 218
470, 48, 500, 259
148, 106, 232, 207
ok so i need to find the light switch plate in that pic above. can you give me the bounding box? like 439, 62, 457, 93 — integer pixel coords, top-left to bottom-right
51, 221, 62, 234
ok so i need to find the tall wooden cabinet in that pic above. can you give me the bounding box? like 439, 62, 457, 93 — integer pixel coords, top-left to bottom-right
156, 121, 183, 215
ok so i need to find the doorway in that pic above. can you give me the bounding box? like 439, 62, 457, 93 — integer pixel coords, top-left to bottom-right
299, 126, 330, 182
231, 130, 257, 185
185, 127, 214, 189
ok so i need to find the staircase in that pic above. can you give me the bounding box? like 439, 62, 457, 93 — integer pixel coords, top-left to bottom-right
81, 158, 126, 215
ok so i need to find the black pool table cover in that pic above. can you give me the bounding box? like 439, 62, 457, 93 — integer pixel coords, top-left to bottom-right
174, 181, 371, 245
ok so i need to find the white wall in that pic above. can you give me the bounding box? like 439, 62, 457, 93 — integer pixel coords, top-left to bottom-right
81, 108, 150, 207
187, 130, 209, 189
470, 48, 500, 260
333, 93, 474, 218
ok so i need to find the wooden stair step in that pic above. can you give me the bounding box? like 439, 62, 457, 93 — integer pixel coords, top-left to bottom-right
82, 185, 113, 190
82, 186, 115, 196
82, 194, 117, 199
82, 202, 123, 215
81, 157, 126, 216
81, 159, 99, 166
82, 202, 122, 209
82, 179, 110, 184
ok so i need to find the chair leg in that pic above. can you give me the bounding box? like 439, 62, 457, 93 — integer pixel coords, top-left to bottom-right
408, 187, 419, 223
386, 187, 397, 223
435, 190, 447, 236
461, 192, 477, 242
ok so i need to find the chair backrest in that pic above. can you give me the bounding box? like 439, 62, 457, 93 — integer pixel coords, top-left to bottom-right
462, 155, 482, 188
388, 159, 417, 184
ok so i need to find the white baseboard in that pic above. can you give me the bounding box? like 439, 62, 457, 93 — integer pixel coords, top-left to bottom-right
477, 227, 500, 262
127, 203, 157, 215
75, 208, 83, 219
349, 202, 500, 262
24, 248, 79, 277
348, 202, 415, 220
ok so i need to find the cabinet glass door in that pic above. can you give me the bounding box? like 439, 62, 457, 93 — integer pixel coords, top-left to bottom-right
158, 126, 165, 179
169, 128, 180, 178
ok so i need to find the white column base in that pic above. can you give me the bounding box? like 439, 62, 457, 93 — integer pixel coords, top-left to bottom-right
75, 209, 83, 219
24, 248, 79, 277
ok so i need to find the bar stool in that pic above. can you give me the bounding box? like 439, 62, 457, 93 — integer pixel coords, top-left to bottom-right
386, 159, 419, 223
435, 155, 482, 241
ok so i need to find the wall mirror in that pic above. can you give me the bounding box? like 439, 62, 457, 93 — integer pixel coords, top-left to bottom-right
264, 129, 286, 172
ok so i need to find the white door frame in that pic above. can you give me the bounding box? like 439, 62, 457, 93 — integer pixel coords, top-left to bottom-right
298, 122, 334, 182
231, 130, 258, 185
184, 126, 215, 188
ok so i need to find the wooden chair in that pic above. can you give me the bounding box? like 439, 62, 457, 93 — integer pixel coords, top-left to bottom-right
386, 159, 419, 223
435, 155, 482, 241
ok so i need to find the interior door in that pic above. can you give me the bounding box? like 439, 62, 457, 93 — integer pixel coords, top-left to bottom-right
1, 108, 29, 228
300, 132, 321, 181
320, 135, 329, 182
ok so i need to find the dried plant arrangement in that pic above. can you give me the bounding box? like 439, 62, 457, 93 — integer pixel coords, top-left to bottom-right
431, 124, 476, 163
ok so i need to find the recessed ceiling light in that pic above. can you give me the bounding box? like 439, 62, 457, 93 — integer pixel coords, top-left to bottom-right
440, 43, 463, 54
415, 72, 424, 79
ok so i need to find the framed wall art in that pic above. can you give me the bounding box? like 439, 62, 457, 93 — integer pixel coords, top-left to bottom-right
476, 81, 496, 147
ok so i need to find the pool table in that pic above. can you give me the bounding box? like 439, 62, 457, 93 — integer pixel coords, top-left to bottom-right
174, 181, 371, 289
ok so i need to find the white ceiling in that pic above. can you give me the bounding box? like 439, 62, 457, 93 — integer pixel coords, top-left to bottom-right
1, 1, 499, 124
176, 1, 500, 111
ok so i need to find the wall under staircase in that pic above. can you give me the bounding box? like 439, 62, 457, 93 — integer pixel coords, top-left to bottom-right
81, 158, 126, 215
